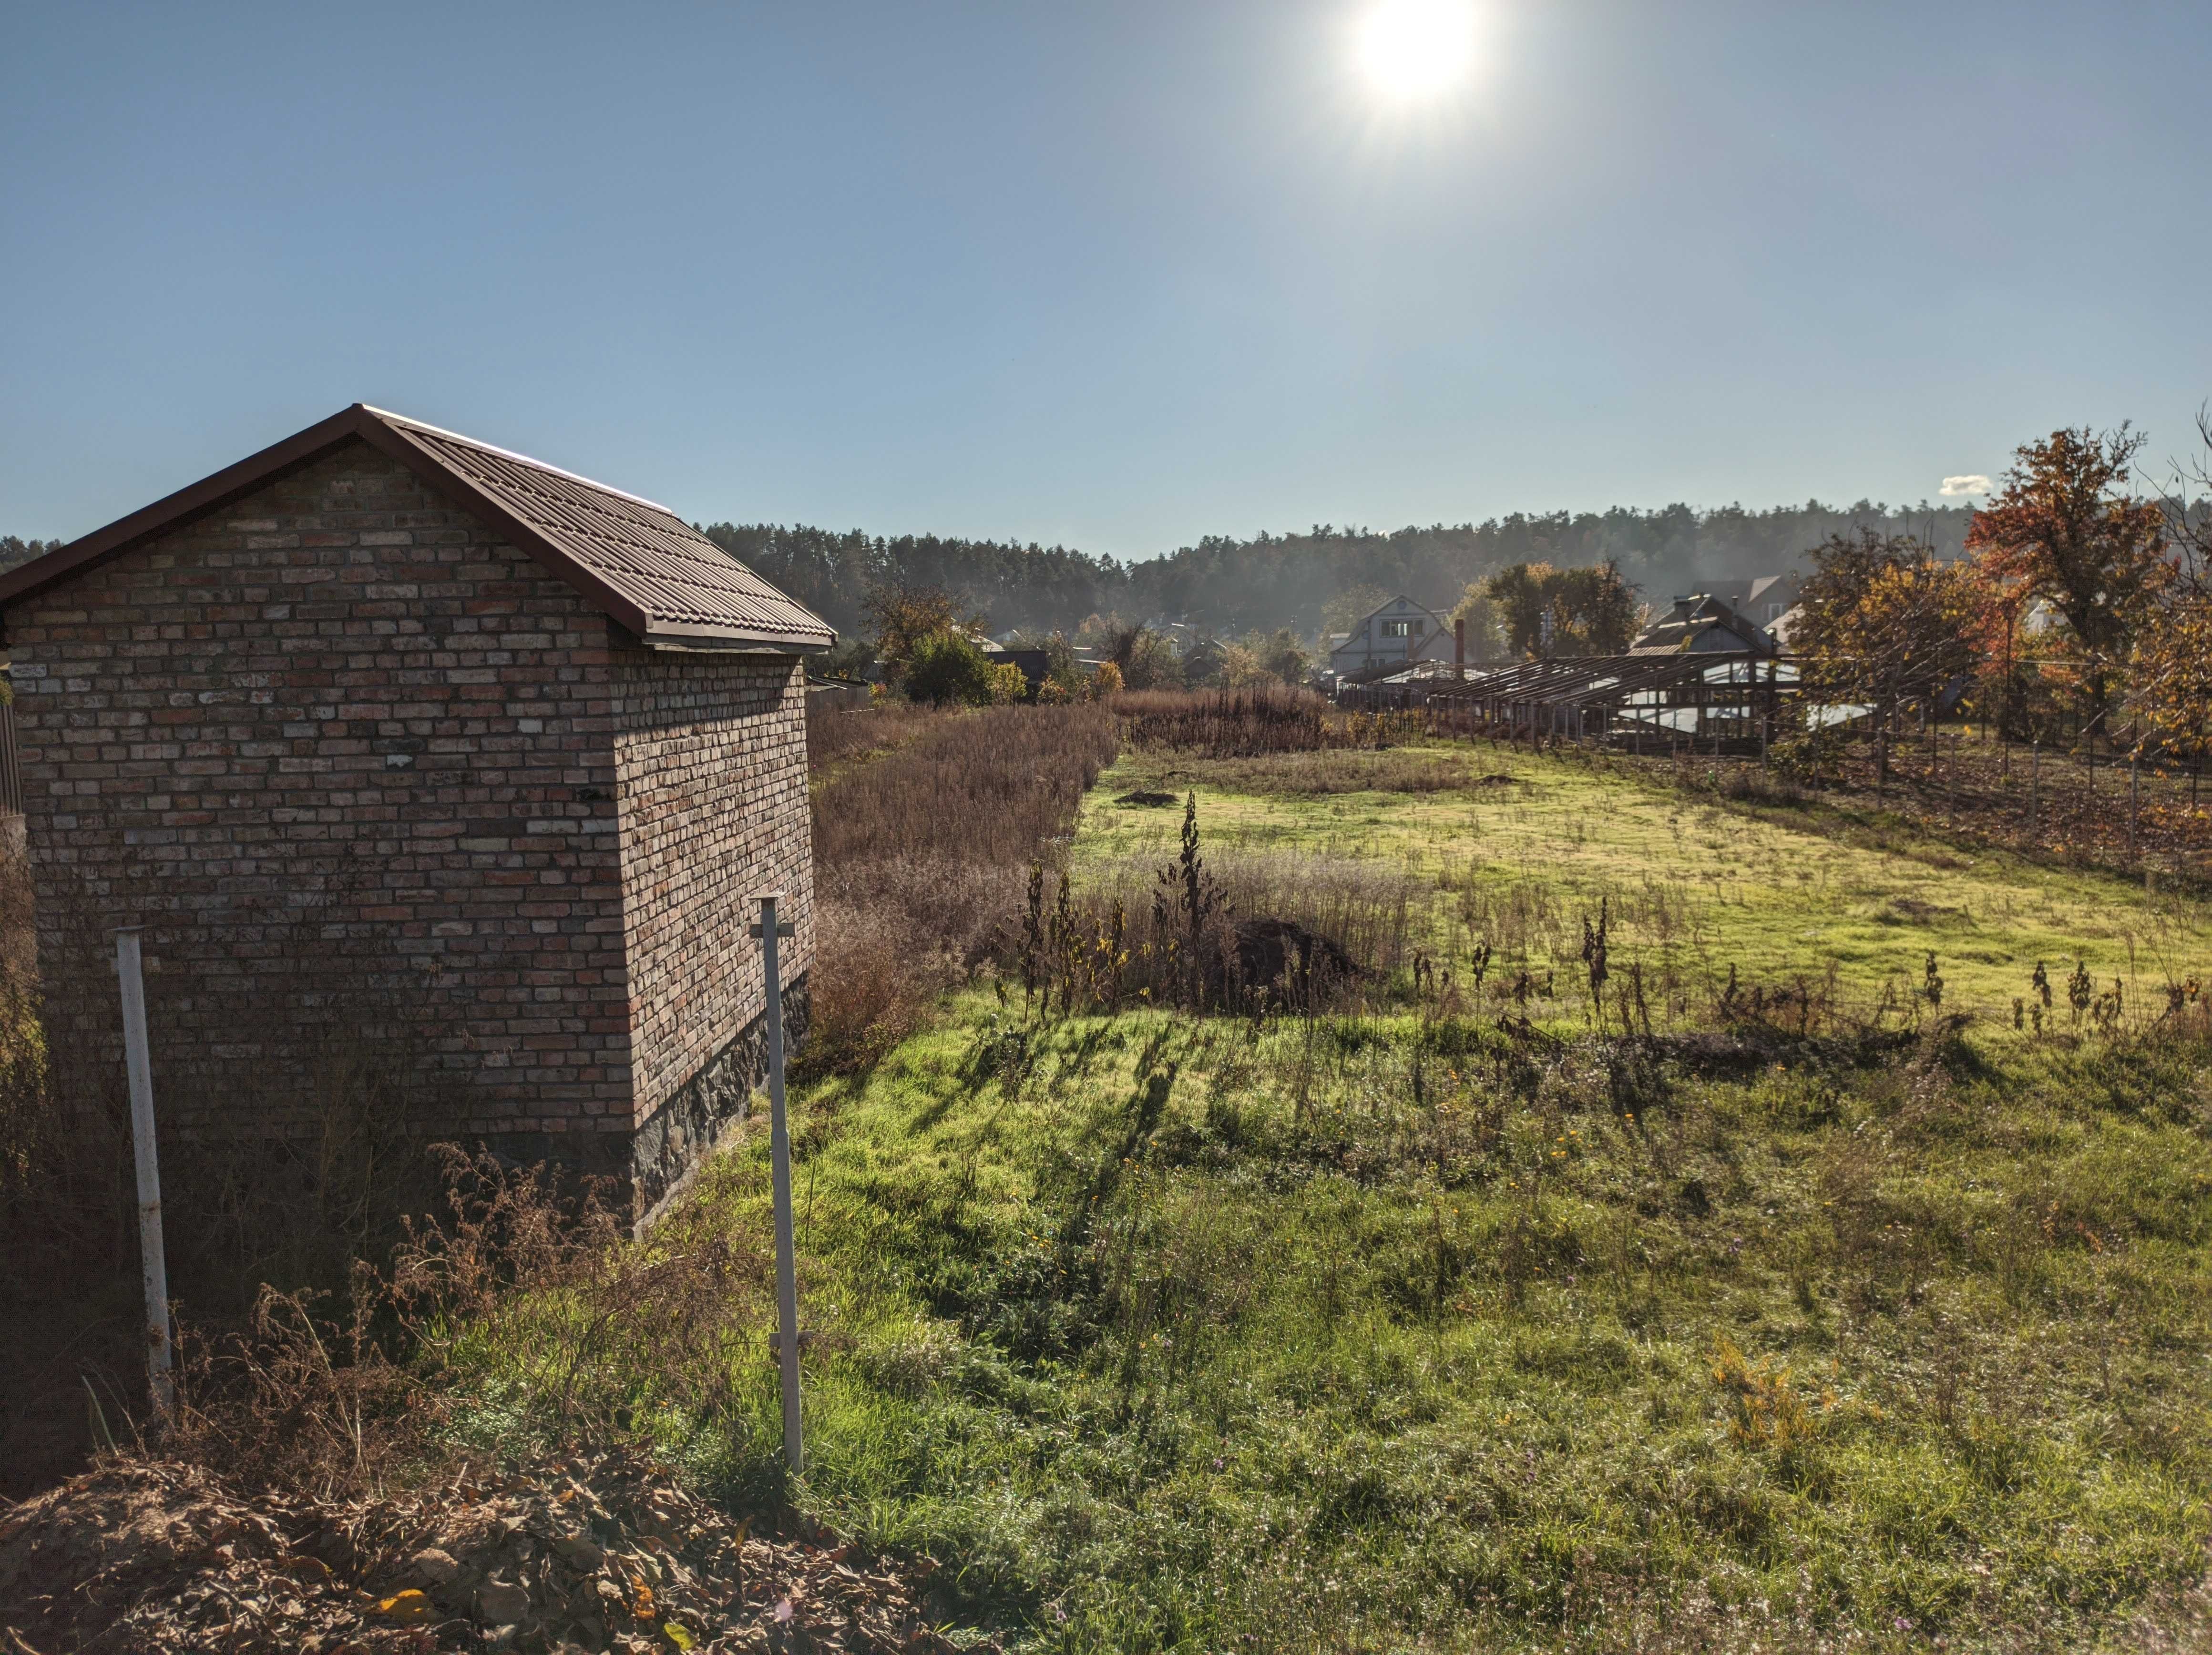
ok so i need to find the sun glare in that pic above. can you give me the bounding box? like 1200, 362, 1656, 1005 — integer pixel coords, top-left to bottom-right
1356, 0, 1477, 102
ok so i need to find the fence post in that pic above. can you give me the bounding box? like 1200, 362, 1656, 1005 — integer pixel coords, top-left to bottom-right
115, 928, 174, 1419
2130, 754, 2140, 863
2029, 740, 2039, 835
752, 894, 802, 1475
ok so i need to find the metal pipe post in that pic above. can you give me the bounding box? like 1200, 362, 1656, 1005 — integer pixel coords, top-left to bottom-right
115, 928, 173, 1417
754, 895, 802, 1474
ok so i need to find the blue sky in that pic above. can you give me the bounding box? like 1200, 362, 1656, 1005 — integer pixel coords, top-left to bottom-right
5, 1, 2209, 558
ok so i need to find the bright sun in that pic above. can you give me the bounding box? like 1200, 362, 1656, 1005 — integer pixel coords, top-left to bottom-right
1356, 0, 1477, 102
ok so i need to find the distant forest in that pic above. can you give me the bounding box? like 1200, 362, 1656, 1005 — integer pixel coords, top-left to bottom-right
703, 501, 1975, 641
1, 506, 1977, 640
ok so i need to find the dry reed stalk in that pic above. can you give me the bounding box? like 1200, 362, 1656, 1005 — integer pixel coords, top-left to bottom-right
801, 705, 1118, 1073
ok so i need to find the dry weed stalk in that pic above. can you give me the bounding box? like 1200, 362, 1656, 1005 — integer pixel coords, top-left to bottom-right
802, 703, 1116, 1073
163, 1148, 770, 1497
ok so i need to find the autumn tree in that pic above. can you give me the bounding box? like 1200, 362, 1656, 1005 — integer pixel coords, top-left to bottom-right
1793, 530, 1988, 783
1964, 426, 2167, 743
1448, 583, 1506, 661
863, 583, 980, 669
2128, 410, 2212, 769
2130, 592, 2212, 773
1483, 559, 1639, 657
1100, 622, 1185, 690
1219, 628, 1311, 686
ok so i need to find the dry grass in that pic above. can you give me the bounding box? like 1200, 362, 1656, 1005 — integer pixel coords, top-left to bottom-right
805, 698, 939, 774
0, 860, 496, 1494
803, 704, 1118, 1073
165, 1148, 770, 1496
1115, 685, 1333, 755
1034, 846, 1429, 1014
1129, 747, 1506, 796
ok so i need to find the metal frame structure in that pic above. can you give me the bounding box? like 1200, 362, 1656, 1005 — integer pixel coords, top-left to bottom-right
1341, 653, 1799, 755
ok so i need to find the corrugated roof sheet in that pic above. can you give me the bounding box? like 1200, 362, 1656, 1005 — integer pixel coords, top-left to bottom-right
369, 410, 832, 647
0, 404, 835, 651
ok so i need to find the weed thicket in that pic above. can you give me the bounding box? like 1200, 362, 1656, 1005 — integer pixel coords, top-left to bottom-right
804, 702, 1117, 1073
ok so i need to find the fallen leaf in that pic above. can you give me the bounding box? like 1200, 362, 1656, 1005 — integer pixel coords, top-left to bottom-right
373, 1589, 434, 1623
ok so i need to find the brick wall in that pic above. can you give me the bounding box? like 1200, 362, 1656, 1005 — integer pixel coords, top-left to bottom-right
612, 651, 814, 1213
10, 437, 814, 1209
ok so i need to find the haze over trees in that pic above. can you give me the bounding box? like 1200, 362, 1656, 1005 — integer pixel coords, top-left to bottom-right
701, 500, 1976, 644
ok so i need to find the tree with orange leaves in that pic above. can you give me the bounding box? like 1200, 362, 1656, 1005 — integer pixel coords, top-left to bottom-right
2131, 592, 2212, 772
1794, 529, 1989, 786
1964, 427, 2167, 743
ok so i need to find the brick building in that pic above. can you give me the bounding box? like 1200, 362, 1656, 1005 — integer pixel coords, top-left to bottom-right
0, 405, 834, 1220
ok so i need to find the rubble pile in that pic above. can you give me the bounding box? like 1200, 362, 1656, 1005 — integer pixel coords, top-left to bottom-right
0, 1452, 990, 1654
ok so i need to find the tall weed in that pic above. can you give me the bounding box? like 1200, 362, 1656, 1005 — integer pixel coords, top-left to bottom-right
804, 704, 1117, 1073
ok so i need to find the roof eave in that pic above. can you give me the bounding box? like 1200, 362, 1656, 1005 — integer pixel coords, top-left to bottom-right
629, 620, 838, 654
0, 404, 840, 654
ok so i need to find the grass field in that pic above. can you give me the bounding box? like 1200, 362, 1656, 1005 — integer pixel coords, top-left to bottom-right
1082, 741, 2212, 1033
441, 734, 2212, 1652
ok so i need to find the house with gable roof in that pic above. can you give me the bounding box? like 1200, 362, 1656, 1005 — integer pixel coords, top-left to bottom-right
1326, 595, 1453, 678
0, 404, 835, 1220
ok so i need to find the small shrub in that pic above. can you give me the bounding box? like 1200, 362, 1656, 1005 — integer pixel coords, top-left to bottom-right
903, 631, 1002, 706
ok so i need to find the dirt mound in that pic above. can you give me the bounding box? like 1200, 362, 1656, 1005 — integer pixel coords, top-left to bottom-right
0, 1452, 988, 1654
1232, 918, 1355, 999
1112, 790, 1178, 807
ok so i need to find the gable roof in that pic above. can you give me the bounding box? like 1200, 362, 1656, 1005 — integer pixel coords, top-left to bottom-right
1630, 593, 1774, 657
1348, 595, 1446, 631
0, 404, 834, 651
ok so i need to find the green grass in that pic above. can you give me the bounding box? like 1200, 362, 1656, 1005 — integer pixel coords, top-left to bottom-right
1082, 742, 2212, 1029
444, 746, 2212, 1652
666, 1003, 2212, 1653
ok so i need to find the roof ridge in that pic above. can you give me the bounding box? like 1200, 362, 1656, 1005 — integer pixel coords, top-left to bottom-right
360, 406, 679, 516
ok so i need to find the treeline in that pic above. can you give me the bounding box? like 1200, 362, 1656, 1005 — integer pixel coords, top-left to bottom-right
0, 537, 61, 573
702, 501, 1975, 642
698, 525, 1123, 640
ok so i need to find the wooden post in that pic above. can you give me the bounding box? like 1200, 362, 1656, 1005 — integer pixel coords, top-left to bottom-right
2130, 754, 2140, 863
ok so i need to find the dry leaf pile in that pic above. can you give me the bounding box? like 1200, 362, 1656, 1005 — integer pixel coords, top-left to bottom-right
0, 1451, 991, 1655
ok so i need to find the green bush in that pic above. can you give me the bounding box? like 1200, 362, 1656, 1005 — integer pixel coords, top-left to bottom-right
904, 630, 1001, 705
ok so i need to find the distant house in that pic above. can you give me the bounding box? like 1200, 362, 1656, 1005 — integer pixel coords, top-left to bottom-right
1742, 574, 1801, 625
1632, 593, 1777, 656
1328, 596, 1452, 677
1693, 574, 1801, 629
0, 404, 835, 1223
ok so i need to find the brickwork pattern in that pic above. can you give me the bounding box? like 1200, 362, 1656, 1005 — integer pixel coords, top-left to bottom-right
10, 438, 816, 1206
611, 654, 812, 1122
612, 653, 813, 1215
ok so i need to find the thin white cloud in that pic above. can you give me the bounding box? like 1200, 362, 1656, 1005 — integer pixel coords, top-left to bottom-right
1940, 474, 1991, 497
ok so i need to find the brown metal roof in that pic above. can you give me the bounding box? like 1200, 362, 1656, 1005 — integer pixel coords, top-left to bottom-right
0, 404, 834, 651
